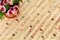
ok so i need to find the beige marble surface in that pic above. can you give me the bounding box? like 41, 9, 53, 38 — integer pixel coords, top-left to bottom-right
0, 0, 60, 40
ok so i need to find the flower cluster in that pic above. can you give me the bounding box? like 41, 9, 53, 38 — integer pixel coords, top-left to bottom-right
0, 0, 22, 19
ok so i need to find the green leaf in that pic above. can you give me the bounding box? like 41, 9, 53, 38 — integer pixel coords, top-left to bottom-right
0, 11, 4, 19
19, 0, 22, 2
4, 5, 9, 12
13, 0, 22, 5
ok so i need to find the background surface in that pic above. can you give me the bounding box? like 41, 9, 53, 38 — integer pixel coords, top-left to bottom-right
0, 0, 60, 40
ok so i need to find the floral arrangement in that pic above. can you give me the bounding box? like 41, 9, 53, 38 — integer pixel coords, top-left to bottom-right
0, 0, 22, 19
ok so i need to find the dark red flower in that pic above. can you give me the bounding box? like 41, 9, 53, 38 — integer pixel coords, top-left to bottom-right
0, 5, 6, 12
3, 0, 8, 5
5, 8, 18, 18
13, 5, 18, 10
0, 1, 3, 5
